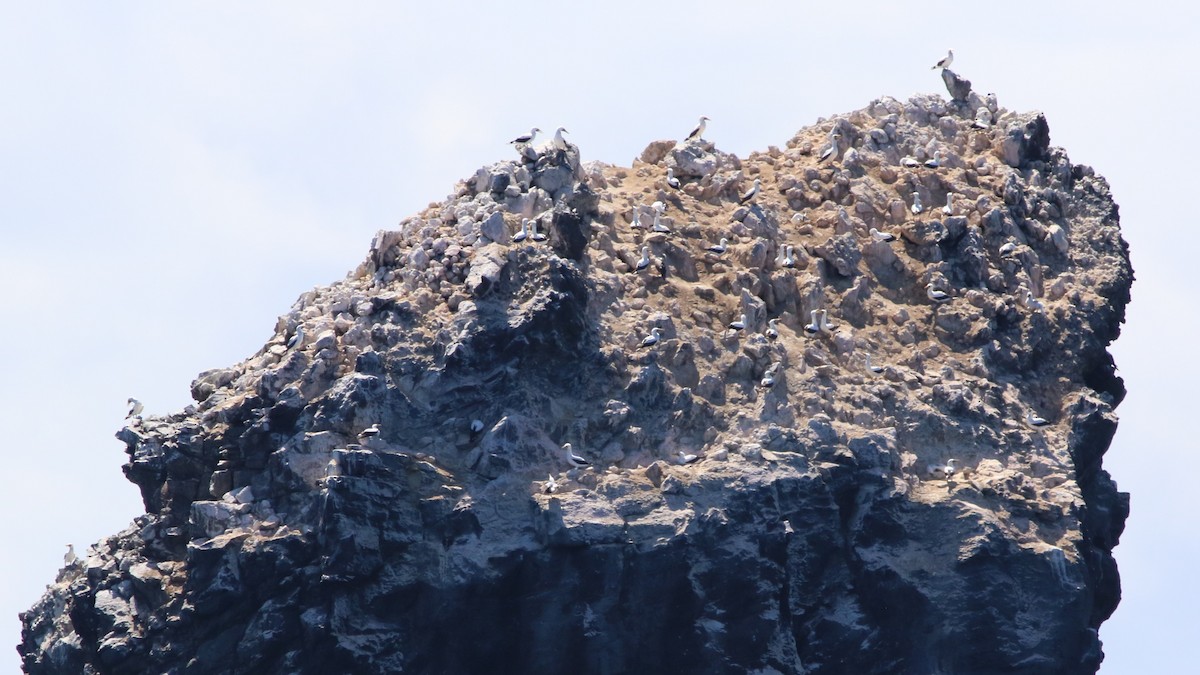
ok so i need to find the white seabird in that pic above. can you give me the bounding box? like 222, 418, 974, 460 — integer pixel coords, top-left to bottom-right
126, 397, 144, 419
926, 283, 952, 303
869, 227, 896, 243
530, 219, 547, 241
707, 237, 728, 254
911, 192, 924, 215
652, 201, 667, 214
635, 246, 652, 271
324, 456, 342, 480
942, 194, 955, 216
63, 544, 76, 566
544, 474, 559, 494
760, 372, 775, 388
470, 419, 485, 434
677, 451, 699, 465
510, 127, 540, 146
782, 245, 796, 268
729, 314, 747, 331
929, 458, 958, 478
563, 442, 590, 468
287, 325, 306, 350
931, 49, 954, 70
820, 133, 841, 162
819, 309, 837, 334
358, 423, 382, 442
739, 178, 761, 205
1023, 291, 1045, 312
1026, 411, 1050, 428
552, 127, 570, 151
765, 318, 780, 340
900, 156, 920, 168
640, 327, 662, 348
924, 151, 942, 169
804, 309, 821, 335
686, 115, 710, 143
666, 168, 681, 189
652, 212, 671, 233
630, 209, 643, 229
999, 241, 1018, 256
865, 354, 883, 374
513, 218, 530, 242
972, 107, 993, 129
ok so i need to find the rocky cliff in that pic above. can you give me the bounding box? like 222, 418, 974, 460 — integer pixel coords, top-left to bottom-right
19, 72, 1132, 674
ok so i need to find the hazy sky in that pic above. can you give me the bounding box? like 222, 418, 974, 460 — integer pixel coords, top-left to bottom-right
2, 3, 1194, 672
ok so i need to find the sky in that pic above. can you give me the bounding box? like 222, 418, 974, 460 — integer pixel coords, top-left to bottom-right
1, 2, 1194, 672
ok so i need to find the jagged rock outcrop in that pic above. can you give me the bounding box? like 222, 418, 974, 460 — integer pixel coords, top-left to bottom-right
20, 82, 1131, 674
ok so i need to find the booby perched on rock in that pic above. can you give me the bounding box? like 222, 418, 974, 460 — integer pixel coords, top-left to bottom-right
563, 442, 590, 468
126, 398, 144, 419
630, 209, 643, 229
635, 246, 652, 272
676, 451, 699, 465
729, 314, 747, 331
900, 156, 920, 168
926, 283, 952, 303
972, 107, 993, 129
804, 310, 821, 335
1026, 411, 1050, 428
551, 127, 570, 151
513, 218, 530, 242
1022, 291, 1045, 312
999, 241, 1018, 256
818, 309, 837, 334
924, 151, 942, 169
942, 194, 955, 216
865, 354, 884, 374
931, 49, 954, 70
510, 127, 540, 146
652, 212, 671, 233
869, 228, 896, 243
911, 192, 924, 214
287, 325, 306, 350
781, 245, 796, 268
686, 115, 710, 143
739, 178, 761, 205
765, 318, 780, 340
358, 423, 382, 443
760, 371, 776, 388
928, 458, 958, 478
530, 219, 547, 241
543, 474, 559, 494
666, 167, 681, 190
640, 327, 662, 348
820, 132, 841, 163
707, 237, 728, 254
63, 544, 77, 566
652, 201, 666, 215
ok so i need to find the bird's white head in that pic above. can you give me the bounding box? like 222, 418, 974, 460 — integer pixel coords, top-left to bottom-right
556, 127, 569, 135
700, 115, 710, 122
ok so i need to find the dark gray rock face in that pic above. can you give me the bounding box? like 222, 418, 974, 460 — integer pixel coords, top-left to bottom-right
20, 94, 1132, 674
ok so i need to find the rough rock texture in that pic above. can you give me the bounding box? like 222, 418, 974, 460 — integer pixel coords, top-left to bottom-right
20, 90, 1132, 674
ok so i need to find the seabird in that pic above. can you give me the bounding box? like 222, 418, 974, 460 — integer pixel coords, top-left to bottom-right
1023, 291, 1045, 312
972, 107, 993, 129
819, 132, 840, 162
911, 192, 924, 215
666, 168, 681, 189
635, 246, 652, 271
685, 115, 710, 143
631, 209, 642, 229
1026, 411, 1050, 428
926, 283, 952, 303
513, 218, 530, 242
324, 456, 341, 480
510, 127, 540, 145
676, 451, 699, 465
929, 458, 958, 478
552, 127, 570, 151
707, 237, 728, 254
931, 49, 954, 70
126, 397, 144, 419
900, 156, 920, 168
999, 242, 1018, 256
924, 151, 942, 169
640, 327, 662, 348
760, 371, 775, 388
782, 245, 796, 268
287, 325, 305, 350
869, 227, 896, 243
470, 419, 485, 434
865, 354, 884, 374
652, 212, 671, 233
819, 309, 837, 334
358, 423, 382, 442
563, 442, 590, 468
729, 314, 747, 331
739, 178, 761, 205
63, 544, 76, 566
804, 310, 821, 335
530, 219, 547, 241
942, 194, 955, 216
765, 318, 779, 340
544, 474, 559, 494
652, 201, 667, 214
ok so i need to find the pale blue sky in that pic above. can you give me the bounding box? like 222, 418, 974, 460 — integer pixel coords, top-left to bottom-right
2, 3, 1194, 672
